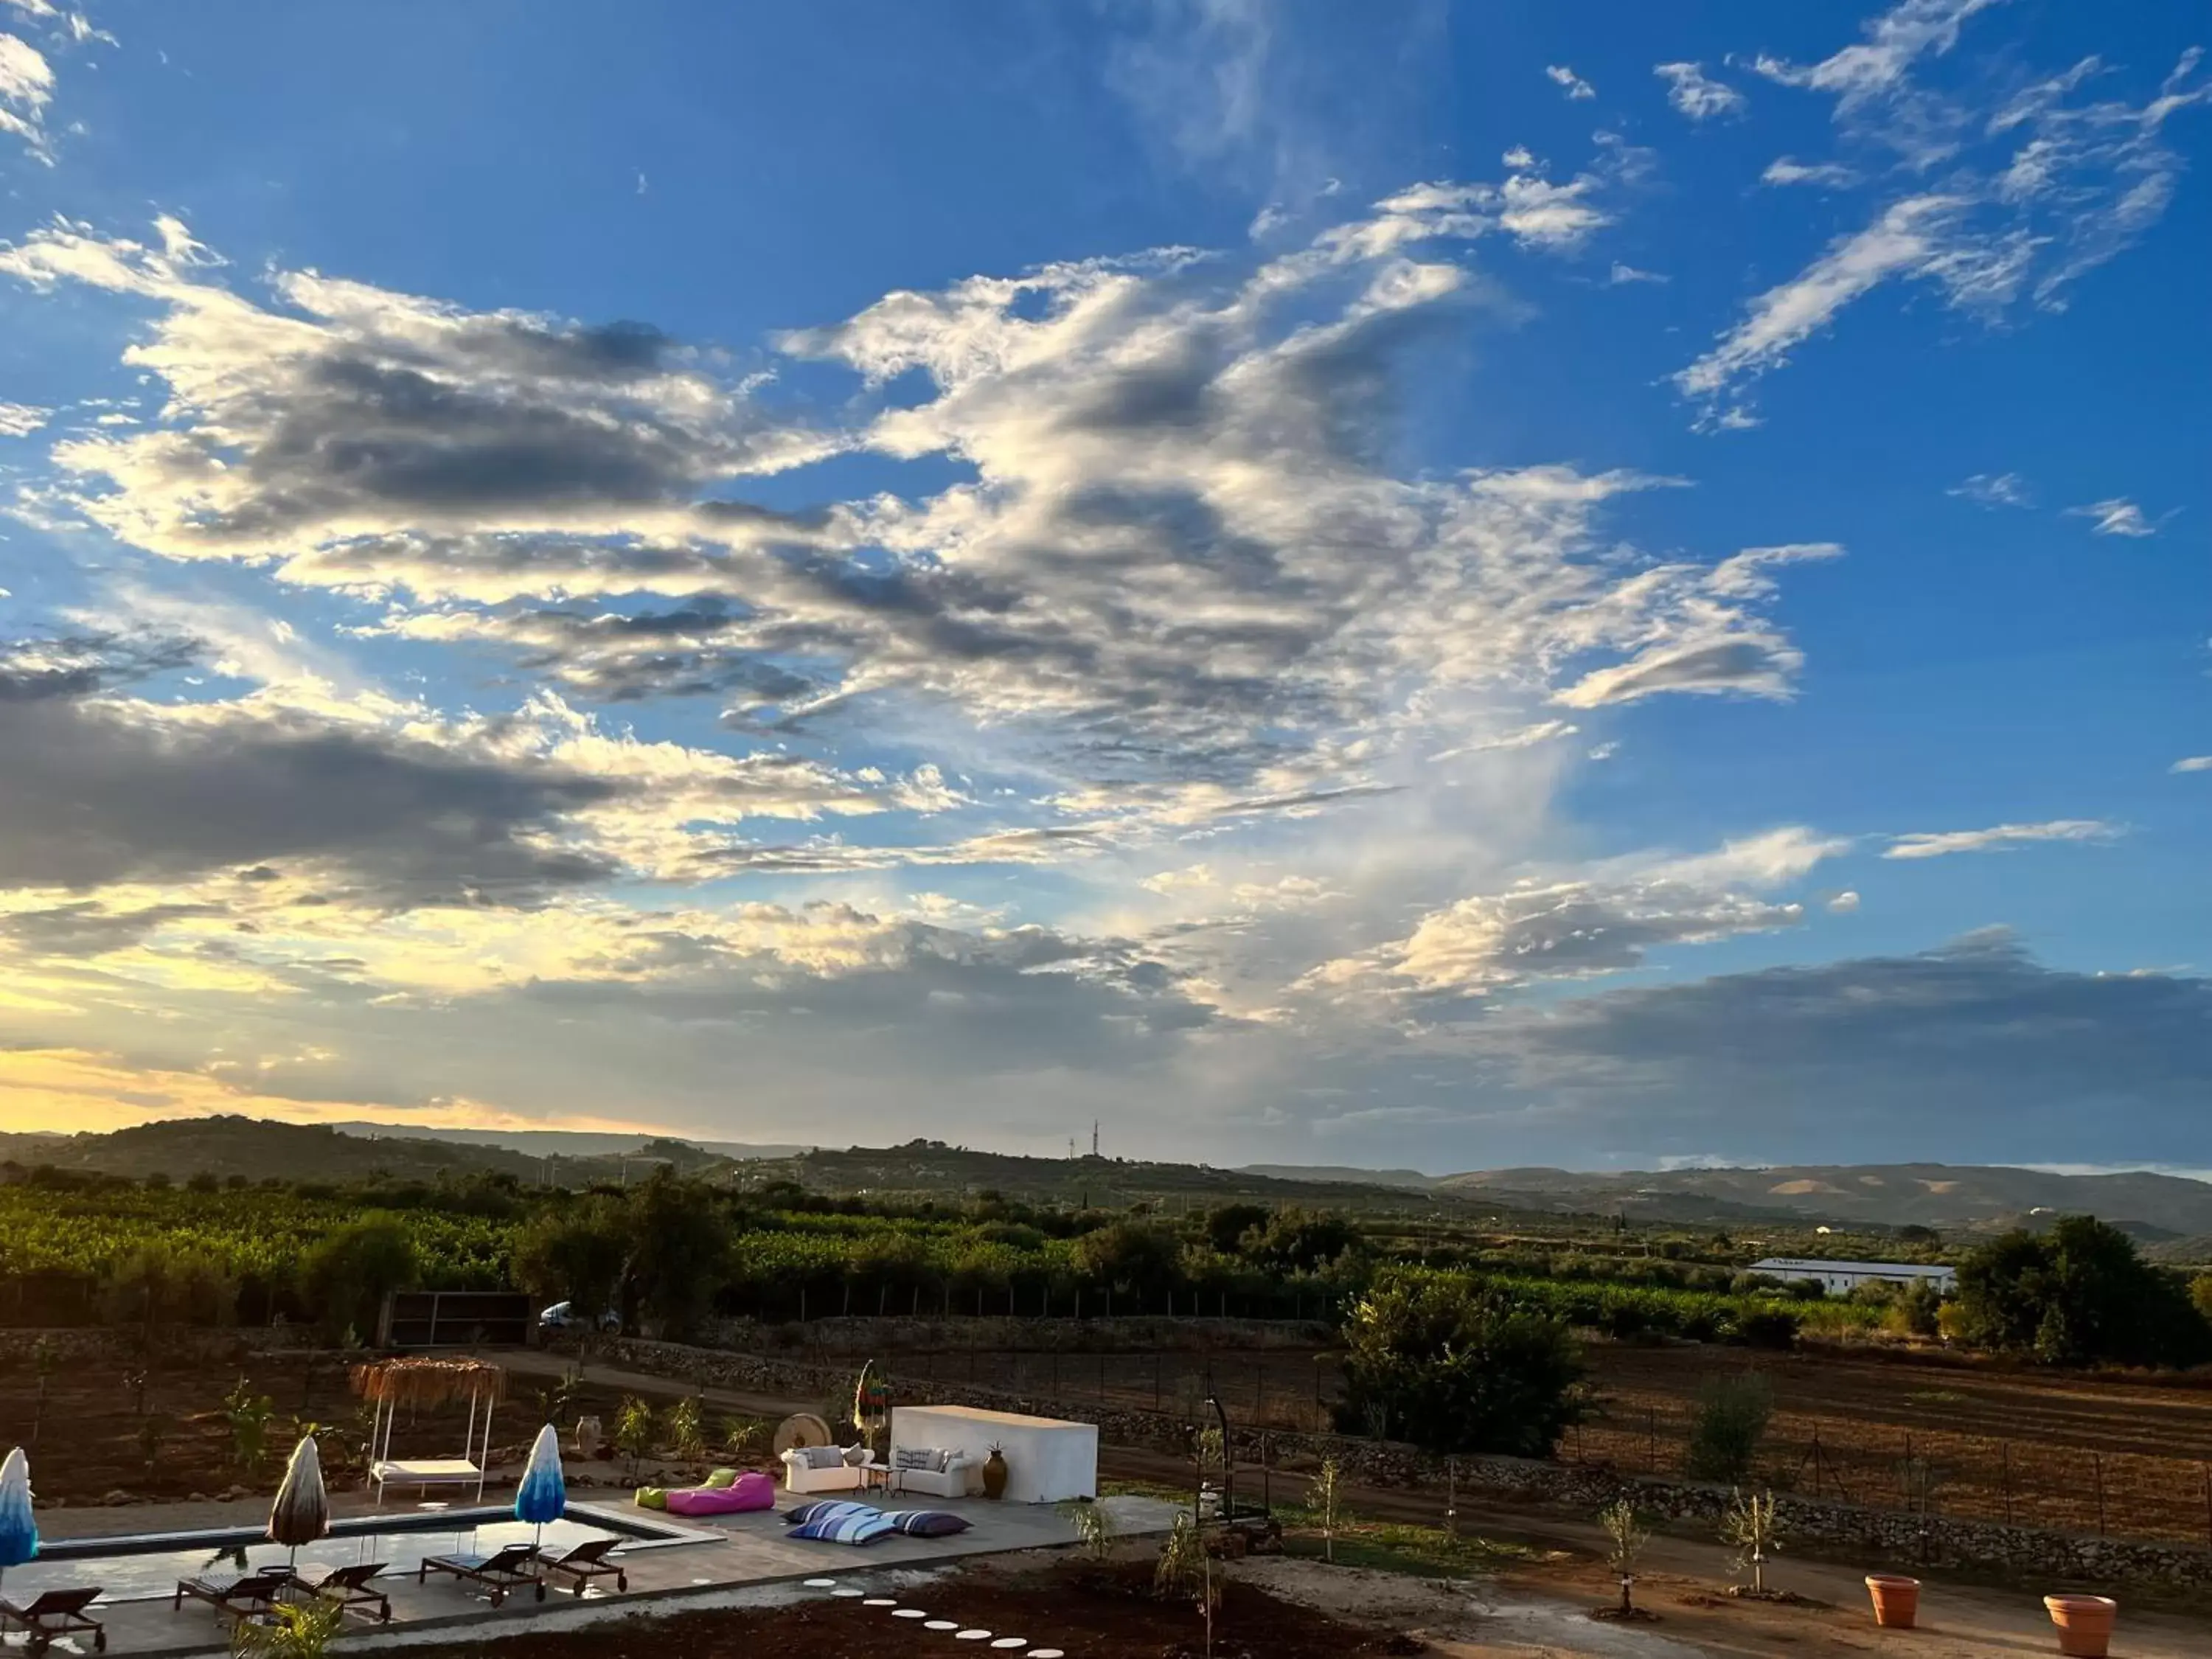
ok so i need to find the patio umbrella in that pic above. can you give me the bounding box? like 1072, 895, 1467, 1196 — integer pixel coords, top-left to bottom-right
0, 1447, 38, 1596
515, 1424, 566, 1553
268, 1434, 330, 1574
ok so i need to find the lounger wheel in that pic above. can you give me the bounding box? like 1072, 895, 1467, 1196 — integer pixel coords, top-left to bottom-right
489, 1590, 504, 1608
94, 1632, 108, 1652
534, 1583, 546, 1602
616, 1573, 628, 1593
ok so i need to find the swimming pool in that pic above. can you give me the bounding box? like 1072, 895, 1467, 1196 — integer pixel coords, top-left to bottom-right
11, 1504, 709, 1604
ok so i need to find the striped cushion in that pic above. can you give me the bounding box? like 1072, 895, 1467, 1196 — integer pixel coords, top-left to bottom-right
784, 1499, 880, 1527
892, 1446, 939, 1472
880, 1509, 971, 1537
788, 1512, 897, 1545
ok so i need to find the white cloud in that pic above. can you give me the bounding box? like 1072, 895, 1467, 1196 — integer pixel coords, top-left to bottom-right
1883, 819, 2121, 859
1607, 261, 1667, 285
1683, 9, 2210, 418
1309, 827, 1844, 996
1948, 470, 2031, 508
1546, 64, 1595, 101
0, 27, 55, 160
1750, 0, 1997, 117
1761, 157, 1861, 188
2168, 756, 2212, 775
0, 400, 52, 437
2065, 498, 2157, 538
1677, 195, 1959, 408
1826, 889, 1861, 912
1654, 61, 1746, 121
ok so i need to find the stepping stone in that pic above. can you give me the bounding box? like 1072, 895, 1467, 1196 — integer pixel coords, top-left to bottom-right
925, 1620, 958, 1631
892, 1609, 928, 1619
832, 1588, 864, 1598
956, 1630, 992, 1641
990, 1641, 1026, 1650
1028, 1649, 1067, 1658
803, 1578, 837, 1589
863, 1597, 897, 1607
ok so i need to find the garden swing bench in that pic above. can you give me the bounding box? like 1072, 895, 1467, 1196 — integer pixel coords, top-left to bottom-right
352, 1356, 505, 1506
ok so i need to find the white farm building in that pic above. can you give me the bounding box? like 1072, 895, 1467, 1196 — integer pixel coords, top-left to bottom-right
1749, 1257, 1957, 1297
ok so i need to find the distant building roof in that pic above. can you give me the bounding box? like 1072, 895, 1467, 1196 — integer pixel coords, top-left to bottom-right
1751, 1257, 1955, 1277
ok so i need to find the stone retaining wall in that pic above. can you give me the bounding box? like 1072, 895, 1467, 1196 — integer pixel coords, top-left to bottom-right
595, 1334, 2212, 1589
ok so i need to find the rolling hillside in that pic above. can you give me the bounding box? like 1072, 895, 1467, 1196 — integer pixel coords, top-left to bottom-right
1437, 1163, 2212, 1236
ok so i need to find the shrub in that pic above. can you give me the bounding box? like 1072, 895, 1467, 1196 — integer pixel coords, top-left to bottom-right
1335, 1269, 1584, 1458
1686, 1374, 1772, 1485
302, 1217, 416, 1340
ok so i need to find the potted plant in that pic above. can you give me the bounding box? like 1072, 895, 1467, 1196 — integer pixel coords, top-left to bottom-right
1864, 1574, 1920, 1629
981, 1442, 1009, 1500
2044, 1594, 2117, 1658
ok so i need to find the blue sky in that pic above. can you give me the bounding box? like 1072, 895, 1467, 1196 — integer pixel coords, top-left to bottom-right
0, 0, 2205, 1172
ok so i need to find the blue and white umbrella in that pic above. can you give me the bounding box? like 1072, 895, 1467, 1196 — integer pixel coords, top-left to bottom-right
515, 1424, 566, 1551
0, 1447, 38, 1594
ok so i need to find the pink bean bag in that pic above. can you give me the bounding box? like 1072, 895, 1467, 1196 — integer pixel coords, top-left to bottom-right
664, 1470, 776, 1516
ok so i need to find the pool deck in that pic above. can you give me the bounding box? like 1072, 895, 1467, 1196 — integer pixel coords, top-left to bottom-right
28, 1486, 1180, 1656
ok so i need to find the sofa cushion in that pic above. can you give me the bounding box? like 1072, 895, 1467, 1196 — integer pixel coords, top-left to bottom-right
790, 1444, 845, 1472
892, 1446, 939, 1472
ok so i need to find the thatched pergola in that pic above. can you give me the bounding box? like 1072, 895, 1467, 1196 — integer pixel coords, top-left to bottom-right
350, 1357, 505, 1505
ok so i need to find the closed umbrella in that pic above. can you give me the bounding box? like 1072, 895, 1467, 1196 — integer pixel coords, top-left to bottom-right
515, 1425, 566, 1555
268, 1434, 330, 1576
0, 1447, 38, 1596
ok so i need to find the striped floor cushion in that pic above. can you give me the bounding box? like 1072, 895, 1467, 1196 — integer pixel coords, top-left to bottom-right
785, 1499, 881, 1527
788, 1510, 897, 1545
879, 1509, 971, 1537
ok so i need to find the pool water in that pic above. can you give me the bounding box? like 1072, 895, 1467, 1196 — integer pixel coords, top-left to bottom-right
12, 1514, 641, 1604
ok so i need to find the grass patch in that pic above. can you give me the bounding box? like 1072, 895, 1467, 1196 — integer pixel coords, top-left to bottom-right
1272, 1503, 1548, 1578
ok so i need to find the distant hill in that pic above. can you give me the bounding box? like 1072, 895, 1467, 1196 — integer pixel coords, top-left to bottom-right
323, 1122, 808, 1161
0, 1116, 750, 1188
1238, 1164, 1439, 1191
1436, 1164, 2212, 1236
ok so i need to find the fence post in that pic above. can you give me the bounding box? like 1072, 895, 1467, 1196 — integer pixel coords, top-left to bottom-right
1100, 1354, 1107, 1404
1255, 1362, 1265, 1423
1446, 1457, 1458, 1535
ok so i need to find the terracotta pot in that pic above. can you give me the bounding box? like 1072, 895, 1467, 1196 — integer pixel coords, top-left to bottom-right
2044, 1594, 2116, 1658
1865, 1574, 1920, 1630
981, 1447, 1009, 1500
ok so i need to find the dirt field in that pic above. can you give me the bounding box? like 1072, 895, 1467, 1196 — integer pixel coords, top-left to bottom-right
1573, 1340, 2212, 1545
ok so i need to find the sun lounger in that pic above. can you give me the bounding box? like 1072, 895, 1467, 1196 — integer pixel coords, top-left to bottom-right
537, 1536, 628, 1597
292, 1559, 391, 1622
173, 1567, 289, 1620
417, 1542, 543, 1606
0, 1586, 107, 1653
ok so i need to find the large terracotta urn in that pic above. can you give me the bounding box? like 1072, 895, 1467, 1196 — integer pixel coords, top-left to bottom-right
981, 1444, 1009, 1500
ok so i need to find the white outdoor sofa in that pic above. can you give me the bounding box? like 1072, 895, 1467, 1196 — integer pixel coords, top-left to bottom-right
780, 1444, 872, 1494
883, 1446, 975, 1498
